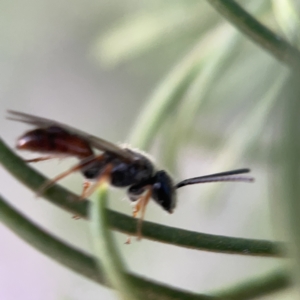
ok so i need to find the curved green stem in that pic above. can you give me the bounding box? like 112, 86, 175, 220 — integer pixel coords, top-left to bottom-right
112, 213, 283, 257
0, 194, 106, 284
90, 184, 140, 300
207, 0, 300, 70
0, 138, 284, 257
280, 72, 300, 295
0, 194, 292, 299
214, 270, 289, 299
0, 194, 216, 300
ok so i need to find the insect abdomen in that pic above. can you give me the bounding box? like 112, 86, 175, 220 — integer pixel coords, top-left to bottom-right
16, 126, 94, 158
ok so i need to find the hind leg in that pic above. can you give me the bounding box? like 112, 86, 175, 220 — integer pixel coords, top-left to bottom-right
24, 155, 59, 163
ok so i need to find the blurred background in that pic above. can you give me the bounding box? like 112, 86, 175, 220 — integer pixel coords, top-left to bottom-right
0, 0, 295, 299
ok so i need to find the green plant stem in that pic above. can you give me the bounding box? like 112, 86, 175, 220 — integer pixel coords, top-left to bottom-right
281, 71, 300, 295
162, 26, 241, 171
0, 194, 106, 284
0, 194, 216, 300
214, 270, 290, 299
90, 184, 140, 300
207, 0, 300, 70
0, 194, 291, 300
0, 194, 292, 299
129, 47, 201, 150
0, 138, 284, 257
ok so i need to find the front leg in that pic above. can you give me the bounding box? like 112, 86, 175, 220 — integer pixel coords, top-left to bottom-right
128, 186, 152, 242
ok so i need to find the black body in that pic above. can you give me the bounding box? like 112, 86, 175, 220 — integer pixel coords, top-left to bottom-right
81, 149, 176, 213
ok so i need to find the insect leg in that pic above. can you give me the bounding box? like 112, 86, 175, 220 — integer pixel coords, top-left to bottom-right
133, 186, 152, 241
73, 180, 92, 220
125, 186, 152, 244
125, 201, 142, 244
71, 181, 92, 219
80, 163, 113, 199
72, 174, 111, 219
24, 155, 59, 163
36, 154, 102, 196
132, 201, 142, 218
80, 181, 92, 199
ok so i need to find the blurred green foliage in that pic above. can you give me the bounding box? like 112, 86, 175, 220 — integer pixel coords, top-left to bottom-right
2, 0, 300, 299
91, 0, 300, 298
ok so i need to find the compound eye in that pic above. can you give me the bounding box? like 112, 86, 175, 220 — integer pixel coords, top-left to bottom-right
151, 171, 176, 213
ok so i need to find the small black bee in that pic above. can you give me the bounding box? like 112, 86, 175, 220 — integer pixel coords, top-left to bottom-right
7, 110, 254, 239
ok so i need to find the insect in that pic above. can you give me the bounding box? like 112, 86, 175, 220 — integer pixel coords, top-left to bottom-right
7, 110, 254, 239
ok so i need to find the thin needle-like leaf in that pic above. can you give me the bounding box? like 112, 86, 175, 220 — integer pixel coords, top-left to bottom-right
197, 71, 288, 204
0, 194, 216, 300
207, 0, 300, 70
279, 71, 300, 296
161, 26, 241, 171
93, 4, 209, 66
129, 25, 240, 150
0, 194, 290, 299
90, 184, 140, 300
272, 0, 300, 42
214, 270, 290, 299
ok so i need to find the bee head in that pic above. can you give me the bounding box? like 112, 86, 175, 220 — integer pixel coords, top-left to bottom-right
151, 170, 176, 213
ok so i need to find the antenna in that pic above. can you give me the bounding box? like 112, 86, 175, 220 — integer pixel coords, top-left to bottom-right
175, 168, 254, 189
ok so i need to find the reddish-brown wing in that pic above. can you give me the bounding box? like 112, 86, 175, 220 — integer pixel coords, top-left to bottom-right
7, 110, 135, 162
